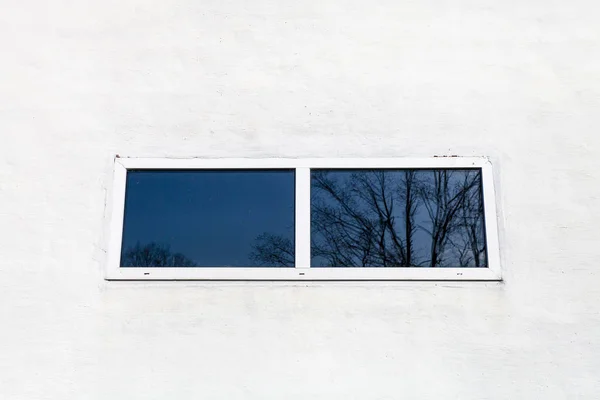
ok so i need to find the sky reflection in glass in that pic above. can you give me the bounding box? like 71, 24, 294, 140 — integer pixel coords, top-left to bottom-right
310, 169, 487, 268
120, 170, 295, 267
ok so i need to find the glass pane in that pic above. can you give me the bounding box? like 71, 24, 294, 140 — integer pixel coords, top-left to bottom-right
310, 169, 487, 268
120, 170, 295, 267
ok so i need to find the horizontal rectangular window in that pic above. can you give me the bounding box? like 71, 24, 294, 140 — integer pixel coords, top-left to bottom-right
106, 158, 500, 280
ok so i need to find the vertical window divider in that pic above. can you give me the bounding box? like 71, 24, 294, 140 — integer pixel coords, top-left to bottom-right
295, 167, 311, 269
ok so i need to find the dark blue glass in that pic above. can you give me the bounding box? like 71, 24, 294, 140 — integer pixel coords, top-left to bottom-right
120, 170, 295, 267
310, 169, 487, 268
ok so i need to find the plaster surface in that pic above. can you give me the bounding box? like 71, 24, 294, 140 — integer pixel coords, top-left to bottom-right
1, 0, 599, 398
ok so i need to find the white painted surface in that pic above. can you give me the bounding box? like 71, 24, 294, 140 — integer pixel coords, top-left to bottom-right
1, 0, 599, 398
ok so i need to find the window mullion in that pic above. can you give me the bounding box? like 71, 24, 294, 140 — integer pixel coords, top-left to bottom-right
295, 167, 311, 268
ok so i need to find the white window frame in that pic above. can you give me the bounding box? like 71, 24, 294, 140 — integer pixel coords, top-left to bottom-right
106, 157, 501, 281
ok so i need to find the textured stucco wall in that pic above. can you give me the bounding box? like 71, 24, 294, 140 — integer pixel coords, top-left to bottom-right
1, 0, 599, 398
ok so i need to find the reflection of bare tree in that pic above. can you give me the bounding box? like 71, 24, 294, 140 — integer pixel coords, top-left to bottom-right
454, 173, 486, 268
251, 169, 487, 268
249, 233, 294, 267
310, 170, 420, 267
402, 170, 418, 267
419, 170, 481, 267
121, 242, 197, 267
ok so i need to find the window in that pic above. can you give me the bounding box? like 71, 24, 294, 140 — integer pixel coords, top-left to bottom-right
106, 158, 500, 280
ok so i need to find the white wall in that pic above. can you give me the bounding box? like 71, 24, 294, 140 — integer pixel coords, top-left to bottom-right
1, 0, 599, 398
